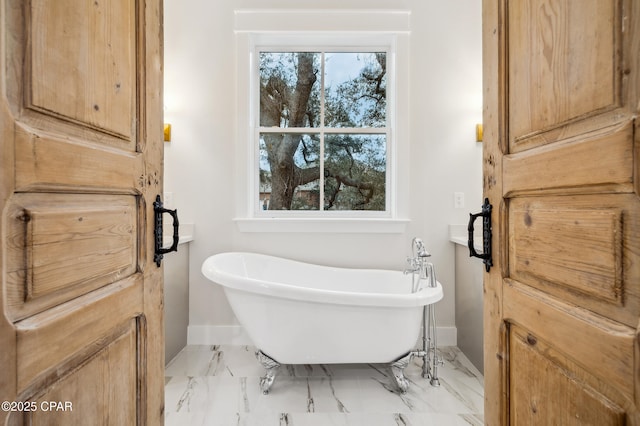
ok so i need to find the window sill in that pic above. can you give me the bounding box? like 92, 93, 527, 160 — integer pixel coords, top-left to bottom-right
234, 217, 409, 234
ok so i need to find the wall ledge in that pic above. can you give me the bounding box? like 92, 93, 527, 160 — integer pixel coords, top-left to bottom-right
164, 222, 195, 246
449, 224, 482, 251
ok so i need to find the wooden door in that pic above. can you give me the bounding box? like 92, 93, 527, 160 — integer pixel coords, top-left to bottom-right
483, 0, 639, 424
0, 0, 164, 424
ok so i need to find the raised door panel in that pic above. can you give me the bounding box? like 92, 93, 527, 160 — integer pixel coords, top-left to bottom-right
14, 277, 143, 393
509, 325, 626, 425
5, 194, 139, 321
507, 0, 624, 153
5, 0, 139, 151
503, 281, 636, 400
28, 0, 136, 141
508, 194, 640, 327
13, 320, 140, 425
512, 207, 623, 302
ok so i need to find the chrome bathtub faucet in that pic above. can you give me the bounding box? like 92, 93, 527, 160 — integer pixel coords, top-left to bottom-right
395, 237, 443, 391
403, 237, 426, 276
405, 237, 437, 289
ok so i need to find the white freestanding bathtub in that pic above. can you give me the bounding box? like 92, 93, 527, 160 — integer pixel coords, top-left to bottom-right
201, 252, 443, 393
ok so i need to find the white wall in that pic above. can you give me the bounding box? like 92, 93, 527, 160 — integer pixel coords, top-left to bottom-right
163, 0, 483, 343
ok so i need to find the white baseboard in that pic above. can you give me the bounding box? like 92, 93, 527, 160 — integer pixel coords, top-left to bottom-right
188, 325, 457, 347
435, 326, 457, 347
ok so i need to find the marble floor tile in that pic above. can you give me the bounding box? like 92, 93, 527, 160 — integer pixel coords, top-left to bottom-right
165, 345, 484, 426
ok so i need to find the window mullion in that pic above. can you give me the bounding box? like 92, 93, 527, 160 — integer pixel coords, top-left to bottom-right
322, 127, 388, 134
319, 51, 326, 211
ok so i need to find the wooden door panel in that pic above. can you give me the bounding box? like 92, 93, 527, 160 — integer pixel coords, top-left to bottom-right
483, 0, 640, 422
508, 0, 623, 153
508, 194, 640, 326
15, 276, 142, 394
28, 0, 136, 140
503, 121, 635, 196
14, 126, 141, 192
5, 193, 138, 321
1, 0, 164, 423
509, 325, 626, 425
6, 0, 138, 151
13, 319, 140, 425
511, 207, 623, 303
504, 281, 636, 400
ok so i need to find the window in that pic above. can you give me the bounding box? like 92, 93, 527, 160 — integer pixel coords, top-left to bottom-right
258, 51, 389, 213
235, 10, 410, 232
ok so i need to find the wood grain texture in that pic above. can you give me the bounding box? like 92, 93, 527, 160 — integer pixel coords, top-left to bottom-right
508, 194, 640, 329
14, 126, 142, 193
482, 0, 508, 424
484, 0, 640, 423
28, 0, 136, 139
5, 194, 139, 322
510, 325, 625, 425
503, 121, 635, 196
27, 321, 138, 426
508, 0, 622, 152
504, 280, 636, 399
0, 0, 165, 424
15, 276, 142, 394
510, 207, 623, 304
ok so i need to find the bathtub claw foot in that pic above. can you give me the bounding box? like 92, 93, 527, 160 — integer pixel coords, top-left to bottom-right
256, 350, 280, 394
391, 352, 412, 393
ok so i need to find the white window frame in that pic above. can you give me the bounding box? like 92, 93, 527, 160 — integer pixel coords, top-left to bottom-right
234, 10, 410, 233
255, 41, 393, 217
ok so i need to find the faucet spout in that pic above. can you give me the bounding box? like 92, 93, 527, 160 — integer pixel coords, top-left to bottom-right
412, 237, 430, 258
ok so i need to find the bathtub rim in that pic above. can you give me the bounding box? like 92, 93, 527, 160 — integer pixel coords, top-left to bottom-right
201, 251, 443, 308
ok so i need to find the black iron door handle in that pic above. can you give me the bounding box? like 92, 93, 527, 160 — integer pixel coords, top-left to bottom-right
468, 198, 493, 272
154, 194, 179, 267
